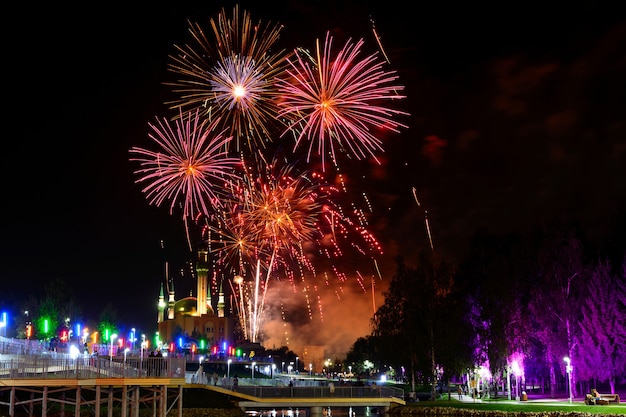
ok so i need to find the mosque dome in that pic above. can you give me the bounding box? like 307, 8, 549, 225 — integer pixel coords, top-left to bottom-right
173, 296, 215, 316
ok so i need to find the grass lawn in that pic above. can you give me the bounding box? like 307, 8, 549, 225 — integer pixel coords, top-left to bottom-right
401, 398, 626, 415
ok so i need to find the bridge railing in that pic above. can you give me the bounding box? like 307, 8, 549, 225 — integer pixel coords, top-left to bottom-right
0, 354, 186, 379
234, 385, 405, 399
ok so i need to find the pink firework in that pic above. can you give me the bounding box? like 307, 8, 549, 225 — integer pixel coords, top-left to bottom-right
129, 109, 241, 221
277, 31, 409, 170
166, 5, 290, 152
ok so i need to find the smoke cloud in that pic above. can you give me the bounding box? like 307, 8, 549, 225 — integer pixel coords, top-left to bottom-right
258, 278, 385, 359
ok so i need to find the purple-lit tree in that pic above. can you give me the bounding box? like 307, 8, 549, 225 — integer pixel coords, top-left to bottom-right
457, 231, 535, 396
528, 229, 585, 398
575, 256, 626, 393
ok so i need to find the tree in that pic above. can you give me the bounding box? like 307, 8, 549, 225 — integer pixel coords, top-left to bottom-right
576, 256, 626, 393
372, 252, 470, 396
528, 227, 585, 398
346, 335, 393, 379
457, 230, 534, 395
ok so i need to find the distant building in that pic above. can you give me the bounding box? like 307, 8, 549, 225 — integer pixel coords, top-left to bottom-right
300, 345, 325, 374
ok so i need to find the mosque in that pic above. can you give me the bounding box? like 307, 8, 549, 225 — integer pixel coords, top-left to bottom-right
155, 243, 236, 354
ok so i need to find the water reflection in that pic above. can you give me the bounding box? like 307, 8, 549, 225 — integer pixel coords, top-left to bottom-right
245, 406, 383, 417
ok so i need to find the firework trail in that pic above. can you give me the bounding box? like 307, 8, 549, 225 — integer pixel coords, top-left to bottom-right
412, 187, 435, 256
370, 16, 391, 64
277, 31, 408, 171
166, 5, 290, 153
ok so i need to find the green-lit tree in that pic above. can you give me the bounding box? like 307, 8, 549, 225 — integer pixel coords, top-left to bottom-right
97, 303, 119, 344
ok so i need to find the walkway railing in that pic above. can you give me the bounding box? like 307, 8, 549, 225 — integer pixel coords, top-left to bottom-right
231, 384, 405, 399
0, 354, 186, 379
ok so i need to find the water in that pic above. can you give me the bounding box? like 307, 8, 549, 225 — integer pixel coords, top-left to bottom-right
245, 406, 385, 417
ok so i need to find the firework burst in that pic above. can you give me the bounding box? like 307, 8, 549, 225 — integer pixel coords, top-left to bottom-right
198, 154, 384, 342
204, 157, 329, 341
277, 31, 409, 170
166, 5, 290, 153
129, 109, 241, 222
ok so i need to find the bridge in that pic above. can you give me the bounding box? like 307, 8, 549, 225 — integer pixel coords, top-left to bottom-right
0, 348, 187, 417
201, 383, 406, 416
0, 338, 404, 417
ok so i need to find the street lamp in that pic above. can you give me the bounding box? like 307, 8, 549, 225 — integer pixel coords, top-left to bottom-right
110, 333, 118, 367
309, 363, 312, 376
141, 334, 146, 360
131, 328, 136, 351
288, 365, 292, 375
282, 362, 285, 373
252, 362, 256, 379
0, 312, 7, 338
296, 356, 299, 373
506, 365, 512, 401
511, 361, 521, 401
228, 359, 232, 379
564, 357, 573, 404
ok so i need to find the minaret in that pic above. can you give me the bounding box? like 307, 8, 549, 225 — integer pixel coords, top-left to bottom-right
167, 266, 175, 320
206, 284, 213, 314
196, 243, 209, 315
157, 283, 166, 323
217, 281, 225, 318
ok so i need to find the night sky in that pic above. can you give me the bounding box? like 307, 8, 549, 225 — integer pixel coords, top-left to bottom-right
2, 1, 625, 357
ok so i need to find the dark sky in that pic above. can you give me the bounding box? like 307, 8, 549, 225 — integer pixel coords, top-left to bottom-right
2, 1, 625, 356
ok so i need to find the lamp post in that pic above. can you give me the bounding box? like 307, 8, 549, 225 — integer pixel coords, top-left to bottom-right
511, 361, 521, 401
228, 359, 232, 379
506, 365, 512, 401
296, 356, 299, 374
309, 363, 312, 376
141, 334, 146, 359
564, 357, 573, 404
131, 328, 136, 352
110, 333, 118, 368
0, 312, 7, 338
252, 362, 256, 379
282, 362, 285, 373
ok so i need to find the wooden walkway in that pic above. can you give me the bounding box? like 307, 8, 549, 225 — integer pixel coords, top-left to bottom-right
0, 377, 187, 417
0, 351, 187, 417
